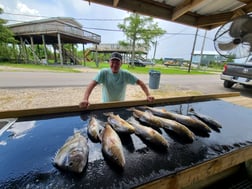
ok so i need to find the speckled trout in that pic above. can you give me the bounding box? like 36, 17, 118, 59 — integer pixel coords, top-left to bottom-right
104, 112, 135, 134
140, 106, 211, 135
127, 116, 169, 148
87, 115, 103, 142
189, 108, 222, 132
128, 108, 195, 142
101, 123, 125, 168
53, 130, 89, 173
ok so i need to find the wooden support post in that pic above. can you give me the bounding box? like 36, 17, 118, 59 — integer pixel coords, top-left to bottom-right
30, 36, 37, 64
57, 33, 63, 66
71, 43, 75, 64
20, 37, 29, 63
42, 35, 48, 64
83, 43, 86, 66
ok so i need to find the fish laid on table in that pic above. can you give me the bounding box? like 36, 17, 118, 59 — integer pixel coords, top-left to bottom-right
127, 116, 169, 148
87, 115, 103, 142
104, 112, 135, 134
128, 108, 195, 142
189, 108, 222, 132
101, 123, 126, 168
53, 129, 89, 173
140, 106, 211, 135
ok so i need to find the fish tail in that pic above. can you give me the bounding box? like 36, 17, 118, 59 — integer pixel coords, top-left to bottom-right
126, 107, 135, 111
137, 105, 149, 110
74, 128, 87, 138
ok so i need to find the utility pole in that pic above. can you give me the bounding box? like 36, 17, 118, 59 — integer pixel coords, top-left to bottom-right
188, 28, 199, 73
199, 30, 207, 68
152, 40, 157, 61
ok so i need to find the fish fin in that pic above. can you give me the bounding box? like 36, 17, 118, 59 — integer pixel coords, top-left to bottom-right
133, 112, 140, 118
89, 114, 97, 118
161, 108, 167, 112
127, 116, 138, 125
97, 131, 103, 143
74, 128, 85, 135
145, 110, 154, 116
103, 112, 113, 116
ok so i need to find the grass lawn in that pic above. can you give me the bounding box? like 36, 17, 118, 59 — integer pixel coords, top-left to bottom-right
0, 62, 221, 75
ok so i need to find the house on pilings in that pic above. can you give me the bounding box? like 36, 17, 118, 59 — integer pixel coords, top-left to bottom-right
8, 17, 101, 65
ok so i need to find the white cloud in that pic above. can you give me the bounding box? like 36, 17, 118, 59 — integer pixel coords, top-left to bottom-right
0, 0, 219, 59
0, 4, 4, 9
17, 1, 39, 15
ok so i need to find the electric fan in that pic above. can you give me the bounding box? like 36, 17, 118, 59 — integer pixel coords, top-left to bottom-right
214, 14, 252, 59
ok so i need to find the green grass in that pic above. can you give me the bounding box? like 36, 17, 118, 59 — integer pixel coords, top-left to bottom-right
84, 61, 219, 75
0, 62, 221, 75
0, 62, 81, 73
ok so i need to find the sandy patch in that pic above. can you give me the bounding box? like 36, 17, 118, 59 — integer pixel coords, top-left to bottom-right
0, 84, 201, 111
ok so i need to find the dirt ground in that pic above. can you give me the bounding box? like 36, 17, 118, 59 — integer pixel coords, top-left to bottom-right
0, 85, 201, 111
0, 66, 201, 111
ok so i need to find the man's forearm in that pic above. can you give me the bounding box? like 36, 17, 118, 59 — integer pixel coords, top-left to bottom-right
137, 80, 150, 96
83, 80, 97, 100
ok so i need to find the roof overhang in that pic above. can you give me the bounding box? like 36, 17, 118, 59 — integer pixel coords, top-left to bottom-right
85, 0, 252, 30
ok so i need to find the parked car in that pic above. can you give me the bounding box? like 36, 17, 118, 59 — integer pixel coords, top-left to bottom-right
129, 59, 155, 67
129, 59, 146, 67
142, 60, 155, 66
220, 57, 252, 88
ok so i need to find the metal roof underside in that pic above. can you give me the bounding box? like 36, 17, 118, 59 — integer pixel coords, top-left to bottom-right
85, 0, 252, 30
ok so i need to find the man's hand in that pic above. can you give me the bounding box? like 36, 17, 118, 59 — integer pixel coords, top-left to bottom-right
147, 95, 155, 102
79, 100, 90, 109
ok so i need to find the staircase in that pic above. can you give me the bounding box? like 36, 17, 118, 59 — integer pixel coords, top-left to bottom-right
53, 44, 81, 64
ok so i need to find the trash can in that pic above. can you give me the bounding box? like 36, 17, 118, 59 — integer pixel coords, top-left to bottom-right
149, 70, 161, 89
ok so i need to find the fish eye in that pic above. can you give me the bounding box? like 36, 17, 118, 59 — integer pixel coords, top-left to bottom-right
69, 162, 73, 167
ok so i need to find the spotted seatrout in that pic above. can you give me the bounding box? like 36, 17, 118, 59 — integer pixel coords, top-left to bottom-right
104, 112, 135, 134
128, 108, 195, 142
101, 123, 126, 168
87, 115, 103, 142
127, 116, 169, 148
140, 106, 211, 135
189, 108, 222, 132
53, 130, 89, 173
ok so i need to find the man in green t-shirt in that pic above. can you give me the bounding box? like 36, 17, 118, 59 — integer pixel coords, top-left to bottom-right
79, 52, 154, 108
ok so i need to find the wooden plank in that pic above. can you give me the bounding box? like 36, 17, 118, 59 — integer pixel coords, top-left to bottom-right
220, 96, 252, 109
136, 146, 252, 189
0, 92, 240, 119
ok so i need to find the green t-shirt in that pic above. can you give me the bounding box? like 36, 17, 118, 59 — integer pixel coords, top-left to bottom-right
94, 68, 138, 102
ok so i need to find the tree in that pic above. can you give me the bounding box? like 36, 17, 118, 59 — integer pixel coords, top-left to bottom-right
0, 8, 17, 61
118, 13, 165, 62
0, 8, 16, 44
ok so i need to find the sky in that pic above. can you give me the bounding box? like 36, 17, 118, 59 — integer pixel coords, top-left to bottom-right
0, 0, 220, 60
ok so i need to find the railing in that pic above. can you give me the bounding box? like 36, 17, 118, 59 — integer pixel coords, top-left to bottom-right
90, 43, 148, 53
9, 22, 101, 44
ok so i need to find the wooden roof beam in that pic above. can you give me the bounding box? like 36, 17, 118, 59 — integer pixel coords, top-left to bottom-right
242, 1, 252, 12
172, 0, 206, 21
237, 0, 251, 4
113, 0, 119, 7
196, 12, 233, 28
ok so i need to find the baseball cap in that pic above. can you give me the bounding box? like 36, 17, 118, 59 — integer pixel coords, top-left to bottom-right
110, 52, 122, 61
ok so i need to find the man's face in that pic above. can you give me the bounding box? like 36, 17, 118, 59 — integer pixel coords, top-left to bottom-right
110, 59, 122, 73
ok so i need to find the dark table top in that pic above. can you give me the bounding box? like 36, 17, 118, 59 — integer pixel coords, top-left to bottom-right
0, 99, 252, 189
